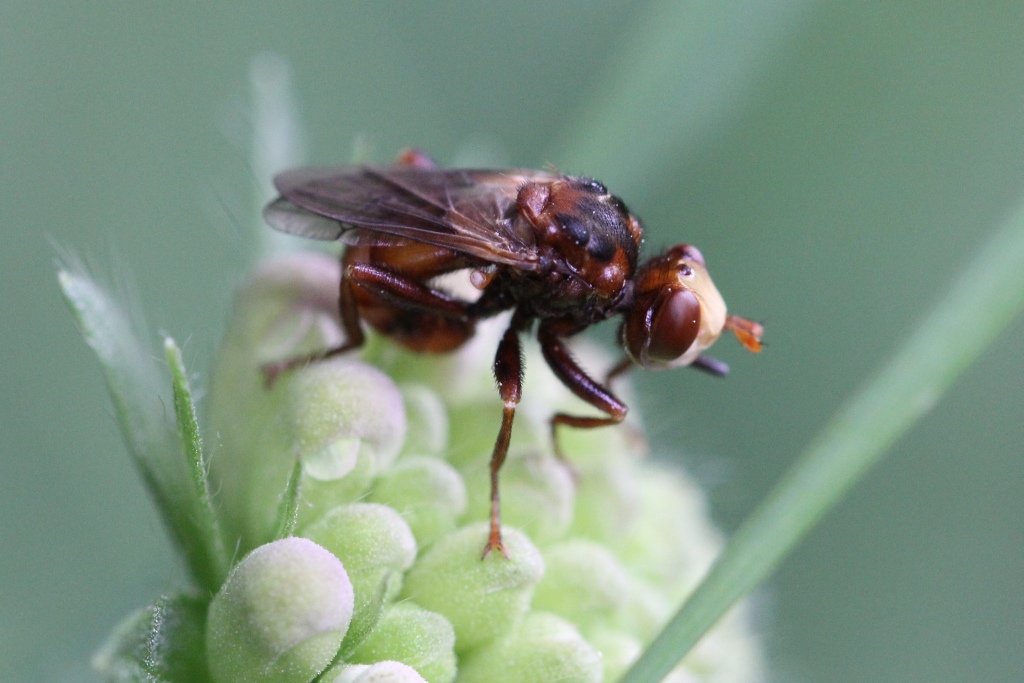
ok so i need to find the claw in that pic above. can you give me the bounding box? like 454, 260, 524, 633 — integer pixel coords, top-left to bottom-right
261, 361, 285, 388
481, 525, 509, 560
261, 356, 309, 388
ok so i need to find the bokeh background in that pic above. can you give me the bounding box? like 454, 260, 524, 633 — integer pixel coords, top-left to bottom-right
3, 2, 1022, 681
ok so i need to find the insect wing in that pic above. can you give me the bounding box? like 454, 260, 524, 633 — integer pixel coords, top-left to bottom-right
267, 165, 554, 267
264, 196, 346, 240
265, 196, 446, 249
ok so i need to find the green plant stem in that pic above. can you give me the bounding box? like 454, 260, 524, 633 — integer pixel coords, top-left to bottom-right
622, 198, 1024, 683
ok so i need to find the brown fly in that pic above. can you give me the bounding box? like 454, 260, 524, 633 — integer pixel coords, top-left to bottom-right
263, 149, 763, 557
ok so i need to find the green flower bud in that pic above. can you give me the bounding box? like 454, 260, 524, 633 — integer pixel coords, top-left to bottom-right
348, 603, 456, 683
532, 539, 633, 628
443, 399, 503, 470
301, 503, 417, 651
366, 456, 467, 548
325, 661, 428, 683
585, 627, 642, 683
456, 612, 602, 683
617, 467, 723, 603
615, 577, 672, 643
285, 361, 407, 530
401, 524, 544, 653
206, 537, 353, 683
399, 383, 449, 457
567, 450, 641, 544
288, 362, 406, 477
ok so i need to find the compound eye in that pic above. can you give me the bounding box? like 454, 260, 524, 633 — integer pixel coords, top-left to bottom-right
647, 289, 701, 364
624, 288, 702, 367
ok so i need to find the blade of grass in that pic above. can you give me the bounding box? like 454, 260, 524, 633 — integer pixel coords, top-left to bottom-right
622, 197, 1024, 682
165, 337, 229, 589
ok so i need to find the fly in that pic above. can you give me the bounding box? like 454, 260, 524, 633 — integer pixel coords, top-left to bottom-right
263, 149, 763, 557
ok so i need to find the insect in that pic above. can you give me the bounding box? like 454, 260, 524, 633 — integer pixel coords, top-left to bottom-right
263, 149, 763, 557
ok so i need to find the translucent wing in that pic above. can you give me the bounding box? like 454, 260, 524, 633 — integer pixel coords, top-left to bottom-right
264, 165, 560, 267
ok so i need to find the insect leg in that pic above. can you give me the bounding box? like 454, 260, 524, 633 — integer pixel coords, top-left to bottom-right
261, 261, 367, 384
538, 323, 628, 462
691, 355, 730, 376
603, 356, 633, 386
345, 262, 469, 318
263, 259, 472, 384
483, 312, 528, 558
395, 148, 438, 169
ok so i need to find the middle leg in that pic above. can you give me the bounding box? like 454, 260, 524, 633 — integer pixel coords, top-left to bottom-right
538, 322, 628, 461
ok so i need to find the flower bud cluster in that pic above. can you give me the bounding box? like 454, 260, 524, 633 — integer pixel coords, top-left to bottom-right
96, 252, 763, 683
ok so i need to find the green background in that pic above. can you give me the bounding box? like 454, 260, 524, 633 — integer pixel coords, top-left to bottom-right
3, 2, 1021, 681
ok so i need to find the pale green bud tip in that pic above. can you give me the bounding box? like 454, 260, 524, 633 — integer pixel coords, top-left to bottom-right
461, 447, 575, 546
586, 628, 643, 683
206, 537, 354, 683
399, 383, 449, 456
326, 661, 428, 683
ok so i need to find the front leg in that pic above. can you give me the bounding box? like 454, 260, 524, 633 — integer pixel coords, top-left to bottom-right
538, 323, 628, 461
603, 353, 730, 385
